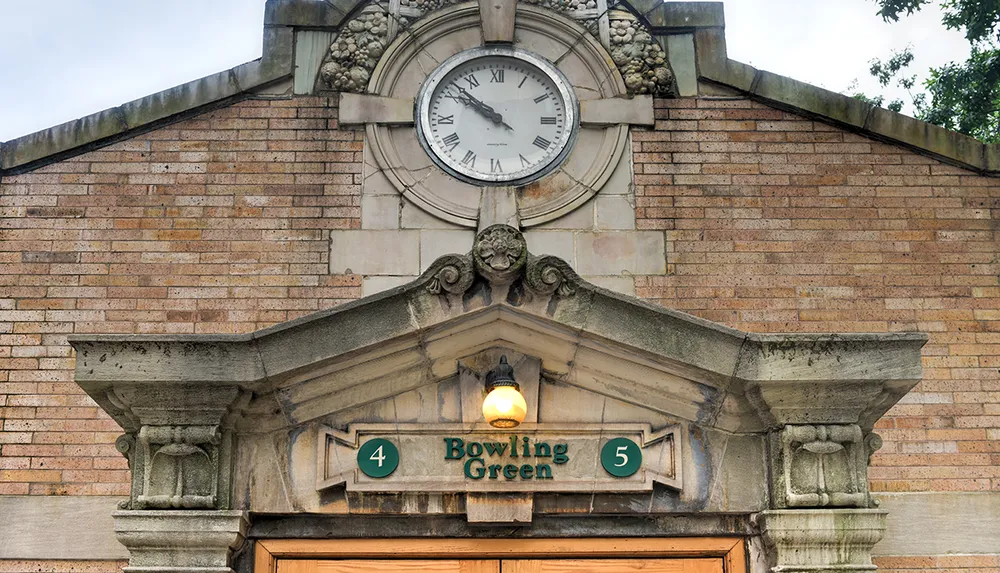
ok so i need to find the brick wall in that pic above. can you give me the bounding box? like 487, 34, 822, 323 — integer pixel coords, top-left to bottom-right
1, 94, 998, 571
0, 96, 362, 495
634, 98, 1000, 494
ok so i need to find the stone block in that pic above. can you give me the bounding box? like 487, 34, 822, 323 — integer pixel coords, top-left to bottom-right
583, 276, 635, 296
338, 93, 415, 126
362, 195, 401, 230
466, 493, 533, 524
401, 198, 466, 229
0, 496, 127, 559
693, 28, 730, 81
876, 492, 1000, 556
114, 510, 248, 572
330, 230, 420, 275
580, 96, 654, 126
600, 138, 634, 196
264, 0, 353, 26
524, 230, 575, 265
575, 231, 666, 275
532, 200, 595, 229
866, 106, 985, 170
420, 229, 476, 272
479, 0, 516, 43
665, 34, 698, 97
479, 186, 519, 230
294, 30, 334, 95
363, 275, 418, 297
596, 195, 636, 230
758, 509, 886, 573
753, 70, 870, 129
2, 108, 127, 171
641, 2, 725, 29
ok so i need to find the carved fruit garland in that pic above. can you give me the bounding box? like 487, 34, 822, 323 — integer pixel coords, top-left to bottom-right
320, 1, 675, 97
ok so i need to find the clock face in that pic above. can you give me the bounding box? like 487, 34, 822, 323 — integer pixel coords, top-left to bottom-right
416, 47, 578, 186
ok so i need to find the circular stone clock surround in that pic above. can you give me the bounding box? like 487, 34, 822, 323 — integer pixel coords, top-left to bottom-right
366, 2, 629, 228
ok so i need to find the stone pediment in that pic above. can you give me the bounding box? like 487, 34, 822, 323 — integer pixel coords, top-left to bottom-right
70, 225, 924, 518
71, 225, 924, 438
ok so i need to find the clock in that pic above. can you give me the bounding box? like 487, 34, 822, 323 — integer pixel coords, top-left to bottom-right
416, 46, 579, 186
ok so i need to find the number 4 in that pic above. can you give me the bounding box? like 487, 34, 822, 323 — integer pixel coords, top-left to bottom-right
615, 446, 628, 467
370, 444, 385, 467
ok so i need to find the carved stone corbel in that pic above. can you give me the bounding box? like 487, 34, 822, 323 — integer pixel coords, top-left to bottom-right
768, 424, 882, 509
108, 386, 251, 511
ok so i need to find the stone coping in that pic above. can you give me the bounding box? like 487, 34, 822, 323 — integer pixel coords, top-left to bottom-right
0, 24, 295, 176
694, 27, 1000, 175
3, 0, 992, 177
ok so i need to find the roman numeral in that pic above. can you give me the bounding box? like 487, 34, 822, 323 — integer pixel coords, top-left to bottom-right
490, 69, 504, 83
465, 75, 480, 88
540, 117, 557, 125
519, 154, 530, 167
518, 76, 528, 88
533, 93, 550, 104
437, 115, 454, 124
490, 158, 503, 173
442, 133, 460, 152
533, 136, 551, 149
461, 150, 476, 167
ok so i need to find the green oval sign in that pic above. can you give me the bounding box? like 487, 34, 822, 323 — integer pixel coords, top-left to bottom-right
357, 438, 399, 478
601, 437, 642, 477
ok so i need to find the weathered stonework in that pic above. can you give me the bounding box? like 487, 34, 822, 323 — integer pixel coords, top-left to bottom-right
320, 7, 389, 92
768, 424, 883, 509
114, 510, 248, 573
757, 509, 887, 573
608, 10, 674, 96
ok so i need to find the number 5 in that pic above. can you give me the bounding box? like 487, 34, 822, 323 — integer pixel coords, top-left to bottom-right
615, 446, 628, 467
370, 444, 385, 467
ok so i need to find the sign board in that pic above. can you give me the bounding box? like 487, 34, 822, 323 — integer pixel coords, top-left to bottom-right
316, 423, 681, 493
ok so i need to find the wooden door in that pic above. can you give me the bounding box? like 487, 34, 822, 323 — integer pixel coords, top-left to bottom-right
503, 558, 723, 573
277, 558, 722, 573
258, 539, 745, 573
277, 560, 499, 573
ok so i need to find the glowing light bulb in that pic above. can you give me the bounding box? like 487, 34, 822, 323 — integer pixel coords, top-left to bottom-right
482, 385, 527, 428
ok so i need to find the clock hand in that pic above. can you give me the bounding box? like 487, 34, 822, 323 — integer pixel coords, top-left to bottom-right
447, 87, 515, 131
445, 90, 499, 126
455, 86, 508, 126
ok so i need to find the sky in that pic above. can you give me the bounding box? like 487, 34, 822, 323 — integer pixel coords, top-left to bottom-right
0, 0, 971, 142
